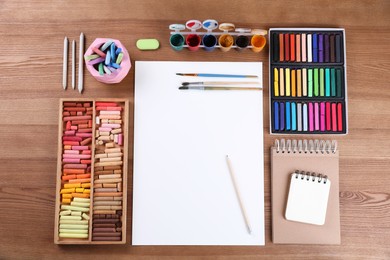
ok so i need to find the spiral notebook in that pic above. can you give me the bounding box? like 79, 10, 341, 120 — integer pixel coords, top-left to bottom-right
271, 139, 340, 244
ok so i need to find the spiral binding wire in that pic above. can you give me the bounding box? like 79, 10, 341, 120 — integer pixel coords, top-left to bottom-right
274, 139, 337, 154
293, 170, 328, 184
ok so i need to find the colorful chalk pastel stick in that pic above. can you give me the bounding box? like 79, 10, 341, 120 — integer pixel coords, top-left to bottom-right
92, 102, 125, 241
270, 28, 347, 134
271, 30, 343, 64
59, 101, 92, 240
271, 101, 344, 133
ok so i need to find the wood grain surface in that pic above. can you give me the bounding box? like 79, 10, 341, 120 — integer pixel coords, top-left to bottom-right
0, 0, 389, 259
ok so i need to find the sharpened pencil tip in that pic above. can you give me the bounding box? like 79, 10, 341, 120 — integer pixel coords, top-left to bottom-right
176, 73, 183, 76
178, 86, 188, 90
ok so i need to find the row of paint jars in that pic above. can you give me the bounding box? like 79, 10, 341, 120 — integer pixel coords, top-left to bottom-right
169, 20, 267, 52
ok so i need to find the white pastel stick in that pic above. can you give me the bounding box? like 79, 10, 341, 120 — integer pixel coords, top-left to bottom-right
72, 40, 76, 89
78, 32, 84, 94
63, 37, 68, 90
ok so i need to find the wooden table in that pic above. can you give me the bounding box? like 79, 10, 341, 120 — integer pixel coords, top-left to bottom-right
0, 0, 389, 259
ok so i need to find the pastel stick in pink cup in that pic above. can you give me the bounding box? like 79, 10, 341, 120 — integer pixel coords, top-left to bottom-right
84, 38, 131, 84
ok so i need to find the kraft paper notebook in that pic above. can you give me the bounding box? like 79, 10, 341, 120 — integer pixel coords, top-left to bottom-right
271, 139, 340, 244
133, 61, 264, 245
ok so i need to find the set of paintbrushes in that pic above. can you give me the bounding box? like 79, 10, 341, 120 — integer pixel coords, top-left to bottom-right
177, 73, 262, 91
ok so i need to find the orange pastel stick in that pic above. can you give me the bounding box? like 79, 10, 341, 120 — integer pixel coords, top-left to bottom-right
77, 174, 91, 179
63, 169, 86, 175
81, 160, 92, 164
69, 178, 91, 183
72, 193, 90, 198
62, 174, 77, 180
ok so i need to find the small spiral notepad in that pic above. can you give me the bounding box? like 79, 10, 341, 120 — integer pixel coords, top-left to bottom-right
271, 139, 340, 244
285, 170, 331, 225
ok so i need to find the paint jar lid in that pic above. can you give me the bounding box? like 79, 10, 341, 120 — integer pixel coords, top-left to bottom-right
251, 29, 268, 35
186, 20, 202, 31
219, 23, 235, 32
235, 28, 251, 33
202, 19, 218, 31
169, 24, 185, 31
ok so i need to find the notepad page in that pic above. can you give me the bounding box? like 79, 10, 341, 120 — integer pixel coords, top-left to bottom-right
286, 173, 331, 225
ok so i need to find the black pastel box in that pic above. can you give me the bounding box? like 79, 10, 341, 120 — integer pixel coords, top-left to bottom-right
269, 28, 348, 134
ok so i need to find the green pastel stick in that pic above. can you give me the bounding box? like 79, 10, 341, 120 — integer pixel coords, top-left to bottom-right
314, 68, 319, 96
99, 62, 104, 76
325, 68, 330, 97
331, 68, 336, 96
336, 69, 342, 97
320, 68, 324, 96
84, 54, 100, 61
308, 69, 313, 97
73, 197, 91, 203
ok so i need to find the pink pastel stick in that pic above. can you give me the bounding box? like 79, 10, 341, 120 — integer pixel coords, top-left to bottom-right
82, 150, 91, 154
101, 123, 121, 128
63, 164, 88, 169
309, 103, 314, 131
70, 126, 78, 130
72, 145, 89, 150
99, 111, 121, 115
99, 127, 112, 131
118, 134, 123, 146
95, 102, 118, 107
96, 107, 122, 111
63, 158, 81, 163
63, 154, 91, 159
63, 115, 91, 121
320, 102, 325, 131
63, 141, 80, 146
64, 150, 80, 154
76, 133, 92, 137
64, 130, 75, 136
63, 136, 82, 141
314, 102, 319, 131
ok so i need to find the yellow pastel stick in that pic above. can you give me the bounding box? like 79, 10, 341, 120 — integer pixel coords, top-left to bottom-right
76, 188, 84, 193
81, 183, 91, 188
82, 213, 90, 220
64, 183, 81, 189
60, 215, 82, 220
59, 229, 88, 234
59, 224, 89, 229
62, 198, 71, 204
83, 189, 90, 194
285, 68, 290, 96
62, 194, 72, 199
60, 188, 75, 194
59, 220, 88, 224
291, 69, 296, 97
297, 69, 302, 97
274, 68, 279, 97
73, 197, 90, 203
61, 205, 89, 212
279, 68, 284, 96
59, 210, 71, 216
71, 201, 90, 208
59, 233, 88, 238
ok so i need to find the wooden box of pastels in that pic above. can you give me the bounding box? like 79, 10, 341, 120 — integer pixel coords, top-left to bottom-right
269, 28, 348, 134
54, 99, 129, 244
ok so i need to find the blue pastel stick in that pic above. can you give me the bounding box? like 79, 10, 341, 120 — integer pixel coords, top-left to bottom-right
280, 102, 285, 130
291, 102, 297, 131
303, 103, 308, 131
115, 48, 122, 55
105, 50, 111, 65
274, 102, 279, 131
286, 101, 291, 130
110, 43, 116, 63
110, 63, 120, 69
325, 68, 330, 96
313, 33, 318, 62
